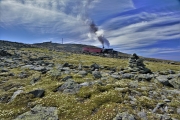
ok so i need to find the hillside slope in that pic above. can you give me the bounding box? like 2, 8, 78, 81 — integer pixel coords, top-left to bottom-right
0, 40, 180, 119
1, 40, 180, 64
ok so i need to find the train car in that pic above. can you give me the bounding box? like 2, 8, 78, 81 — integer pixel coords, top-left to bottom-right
82, 47, 102, 54
82, 47, 118, 57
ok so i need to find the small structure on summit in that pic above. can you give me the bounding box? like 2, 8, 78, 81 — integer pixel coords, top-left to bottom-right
128, 53, 152, 74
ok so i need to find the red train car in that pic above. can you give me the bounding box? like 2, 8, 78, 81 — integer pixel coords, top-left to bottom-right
82, 46, 118, 58
82, 47, 102, 53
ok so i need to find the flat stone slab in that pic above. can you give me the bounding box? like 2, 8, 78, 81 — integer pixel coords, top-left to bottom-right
14, 105, 58, 120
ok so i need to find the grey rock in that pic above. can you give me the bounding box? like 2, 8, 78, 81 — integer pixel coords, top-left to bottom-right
80, 82, 93, 87
152, 103, 165, 113
21, 65, 34, 69
72, 69, 79, 73
156, 75, 173, 87
29, 89, 45, 98
169, 77, 180, 89
78, 63, 82, 70
62, 62, 69, 67
159, 71, 169, 75
128, 81, 138, 88
113, 112, 135, 120
135, 74, 153, 81
163, 99, 171, 102
164, 89, 180, 95
157, 114, 171, 120
111, 74, 120, 80
58, 80, 81, 94
101, 77, 109, 80
62, 67, 70, 71
48, 69, 61, 78
168, 70, 176, 74
0, 49, 12, 56
0, 68, 9, 72
64, 70, 70, 74
9, 90, 23, 102
14, 104, 58, 120
92, 70, 102, 79
121, 73, 134, 79
137, 111, 147, 120
78, 70, 88, 76
62, 76, 72, 82
177, 108, 180, 114
18, 72, 28, 79
33, 66, 46, 72
91, 63, 100, 71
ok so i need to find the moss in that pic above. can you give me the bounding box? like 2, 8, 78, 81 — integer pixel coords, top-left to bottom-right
0, 93, 34, 119
136, 96, 156, 109
87, 103, 117, 120
90, 90, 123, 107
77, 86, 100, 99
169, 99, 180, 108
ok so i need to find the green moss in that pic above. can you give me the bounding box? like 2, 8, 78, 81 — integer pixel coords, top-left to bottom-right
169, 99, 180, 108
90, 90, 123, 107
136, 96, 156, 109
77, 86, 100, 99
87, 103, 117, 120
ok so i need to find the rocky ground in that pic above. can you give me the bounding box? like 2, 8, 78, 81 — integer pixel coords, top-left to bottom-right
0, 40, 180, 120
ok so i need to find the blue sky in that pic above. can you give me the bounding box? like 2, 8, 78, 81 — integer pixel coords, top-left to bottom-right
0, 0, 180, 61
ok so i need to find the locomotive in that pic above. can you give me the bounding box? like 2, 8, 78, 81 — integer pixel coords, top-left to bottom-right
82, 46, 118, 58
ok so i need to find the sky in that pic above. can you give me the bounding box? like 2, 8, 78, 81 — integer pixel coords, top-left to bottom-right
0, 0, 180, 61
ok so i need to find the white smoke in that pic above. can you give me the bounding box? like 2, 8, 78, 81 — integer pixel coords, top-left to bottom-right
96, 29, 104, 37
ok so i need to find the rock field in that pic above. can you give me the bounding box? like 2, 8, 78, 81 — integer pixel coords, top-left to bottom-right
0, 40, 180, 120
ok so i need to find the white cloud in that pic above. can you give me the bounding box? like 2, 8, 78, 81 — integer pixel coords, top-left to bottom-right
0, 0, 100, 37
101, 11, 180, 50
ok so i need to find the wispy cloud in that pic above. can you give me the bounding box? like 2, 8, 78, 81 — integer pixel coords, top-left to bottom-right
0, 0, 99, 38
101, 9, 180, 50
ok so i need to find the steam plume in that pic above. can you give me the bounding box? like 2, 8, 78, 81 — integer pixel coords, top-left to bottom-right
89, 21, 110, 48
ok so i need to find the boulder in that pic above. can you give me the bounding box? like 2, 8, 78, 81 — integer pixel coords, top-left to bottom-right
92, 70, 102, 79
152, 103, 165, 113
113, 112, 136, 120
80, 82, 93, 87
9, 90, 23, 102
156, 75, 173, 87
137, 111, 147, 120
62, 62, 69, 67
78, 70, 88, 76
29, 89, 45, 98
14, 104, 58, 120
0, 49, 12, 56
91, 63, 100, 71
111, 74, 120, 80
62, 76, 73, 81
21, 65, 34, 69
135, 74, 153, 81
121, 73, 134, 79
18, 72, 28, 79
57, 80, 81, 94
169, 77, 180, 89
